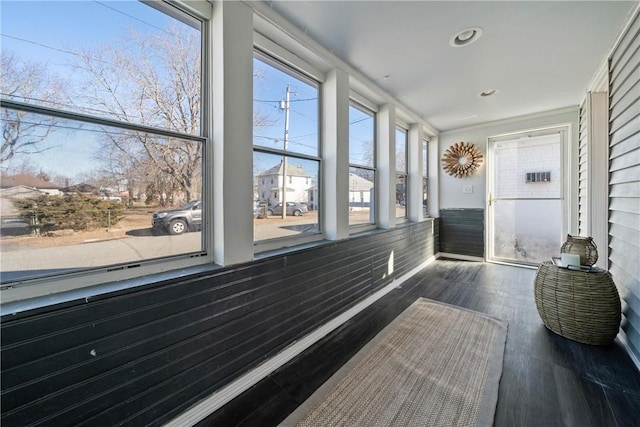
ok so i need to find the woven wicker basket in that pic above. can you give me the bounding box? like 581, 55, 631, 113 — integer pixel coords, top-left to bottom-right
534, 262, 621, 345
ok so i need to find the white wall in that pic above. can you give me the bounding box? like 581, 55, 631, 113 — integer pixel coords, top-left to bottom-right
438, 108, 579, 212
494, 136, 561, 199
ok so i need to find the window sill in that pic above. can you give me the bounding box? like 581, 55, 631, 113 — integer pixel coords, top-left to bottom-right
0, 260, 222, 316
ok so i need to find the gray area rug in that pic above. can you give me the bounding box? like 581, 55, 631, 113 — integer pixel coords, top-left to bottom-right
280, 298, 508, 427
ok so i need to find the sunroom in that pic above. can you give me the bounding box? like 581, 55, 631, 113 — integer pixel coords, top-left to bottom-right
0, 1, 638, 426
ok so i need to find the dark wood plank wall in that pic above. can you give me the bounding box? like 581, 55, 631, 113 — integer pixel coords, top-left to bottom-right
438, 208, 484, 258
608, 10, 640, 364
0, 221, 435, 426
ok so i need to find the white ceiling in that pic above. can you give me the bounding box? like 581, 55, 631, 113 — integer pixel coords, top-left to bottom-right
267, 1, 636, 132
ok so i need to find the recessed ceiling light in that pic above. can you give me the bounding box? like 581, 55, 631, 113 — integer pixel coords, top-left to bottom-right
450, 27, 483, 47
479, 89, 498, 97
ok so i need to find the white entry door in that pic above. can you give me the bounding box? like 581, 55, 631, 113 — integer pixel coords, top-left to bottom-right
487, 129, 567, 266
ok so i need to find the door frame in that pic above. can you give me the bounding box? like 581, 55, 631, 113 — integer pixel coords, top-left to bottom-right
485, 124, 573, 266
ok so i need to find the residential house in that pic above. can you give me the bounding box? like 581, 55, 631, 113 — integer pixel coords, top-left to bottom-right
0, 174, 61, 196
257, 160, 312, 206
0, 185, 46, 219
0, 175, 61, 220
348, 172, 373, 210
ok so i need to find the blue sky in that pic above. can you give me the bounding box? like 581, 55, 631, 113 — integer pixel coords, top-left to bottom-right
1, 1, 375, 184
1, 1, 184, 180
252, 56, 375, 175
1, 1, 170, 66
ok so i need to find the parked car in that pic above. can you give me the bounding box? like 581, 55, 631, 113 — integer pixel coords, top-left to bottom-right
267, 202, 308, 217
152, 200, 202, 235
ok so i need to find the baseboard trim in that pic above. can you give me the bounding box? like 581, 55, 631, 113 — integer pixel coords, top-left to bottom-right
437, 252, 484, 262
166, 255, 437, 426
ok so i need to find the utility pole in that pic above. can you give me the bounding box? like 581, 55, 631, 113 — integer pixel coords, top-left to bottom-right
280, 84, 290, 219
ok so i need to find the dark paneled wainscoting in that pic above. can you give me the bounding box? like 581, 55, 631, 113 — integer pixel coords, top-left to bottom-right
439, 208, 484, 258
1, 221, 435, 426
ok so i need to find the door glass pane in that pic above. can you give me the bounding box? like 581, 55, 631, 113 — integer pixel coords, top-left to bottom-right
493, 199, 562, 263
490, 132, 563, 265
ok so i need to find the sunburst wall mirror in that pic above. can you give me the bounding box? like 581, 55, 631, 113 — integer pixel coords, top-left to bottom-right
441, 142, 483, 178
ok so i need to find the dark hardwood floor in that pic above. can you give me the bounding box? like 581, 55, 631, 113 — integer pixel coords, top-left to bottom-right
200, 260, 640, 426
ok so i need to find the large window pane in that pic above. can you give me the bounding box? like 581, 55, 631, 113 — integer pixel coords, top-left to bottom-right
422, 178, 429, 217
349, 167, 375, 226
253, 56, 319, 157
423, 140, 429, 217
253, 53, 320, 244
0, 109, 204, 283
395, 128, 407, 173
395, 127, 407, 218
1, 1, 201, 133
349, 105, 374, 167
0, 1, 204, 288
253, 152, 319, 241
396, 174, 407, 218
349, 103, 375, 227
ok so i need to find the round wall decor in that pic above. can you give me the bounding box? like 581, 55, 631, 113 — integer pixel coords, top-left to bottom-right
441, 142, 483, 178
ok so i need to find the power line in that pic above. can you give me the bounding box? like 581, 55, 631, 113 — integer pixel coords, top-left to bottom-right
289, 108, 317, 123
1, 93, 131, 121
253, 97, 317, 103
92, 0, 171, 35
1, 34, 85, 59
349, 116, 372, 126
254, 134, 317, 151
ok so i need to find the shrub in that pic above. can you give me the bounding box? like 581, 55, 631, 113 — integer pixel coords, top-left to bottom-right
13, 195, 125, 231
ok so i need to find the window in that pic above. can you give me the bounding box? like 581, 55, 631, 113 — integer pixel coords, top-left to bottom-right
253, 53, 320, 243
395, 127, 408, 219
348, 103, 376, 227
422, 139, 429, 217
0, 1, 204, 294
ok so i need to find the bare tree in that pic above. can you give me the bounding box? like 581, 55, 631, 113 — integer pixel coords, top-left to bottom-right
253, 66, 278, 130
0, 156, 37, 176
0, 52, 63, 162
70, 24, 202, 203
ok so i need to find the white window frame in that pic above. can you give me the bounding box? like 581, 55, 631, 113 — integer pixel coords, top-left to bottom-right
395, 125, 409, 221
348, 100, 377, 232
422, 139, 430, 218
252, 49, 324, 253
0, 0, 213, 305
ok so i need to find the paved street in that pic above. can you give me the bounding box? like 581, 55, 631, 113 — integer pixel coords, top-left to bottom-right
0, 232, 202, 281
0, 211, 366, 282
0, 215, 320, 281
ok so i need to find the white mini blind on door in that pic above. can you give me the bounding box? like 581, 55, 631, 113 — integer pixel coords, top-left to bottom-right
578, 100, 589, 236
